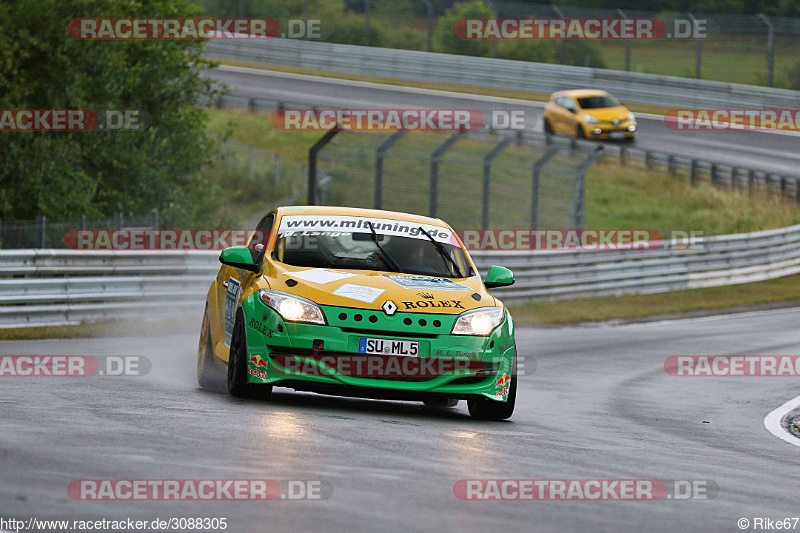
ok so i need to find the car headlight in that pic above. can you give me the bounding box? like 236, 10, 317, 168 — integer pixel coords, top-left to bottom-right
451, 307, 505, 336
258, 289, 326, 325
584, 114, 600, 124
627, 112, 636, 122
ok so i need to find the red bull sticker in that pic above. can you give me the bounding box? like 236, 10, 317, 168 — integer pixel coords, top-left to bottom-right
248, 355, 268, 380
495, 373, 510, 397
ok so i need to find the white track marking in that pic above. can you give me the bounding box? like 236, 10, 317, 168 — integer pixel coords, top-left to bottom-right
764, 394, 800, 447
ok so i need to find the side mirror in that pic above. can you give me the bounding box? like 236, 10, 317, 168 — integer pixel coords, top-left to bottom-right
484, 265, 514, 289
219, 246, 259, 273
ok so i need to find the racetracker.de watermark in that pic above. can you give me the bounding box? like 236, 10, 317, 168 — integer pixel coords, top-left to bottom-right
0, 109, 148, 131
0, 356, 150, 377
453, 479, 718, 500
453, 18, 707, 40
665, 356, 800, 377
67, 18, 325, 40
67, 479, 332, 500
665, 109, 800, 132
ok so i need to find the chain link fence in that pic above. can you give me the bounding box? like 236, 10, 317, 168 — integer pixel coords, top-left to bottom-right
0, 212, 159, 249
217, 0, 800, 89
313, 128, 603, 230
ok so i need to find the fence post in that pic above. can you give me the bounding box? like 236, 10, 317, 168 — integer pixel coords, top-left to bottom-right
531, 146, 560, 230
749, 169, 756, 195
570, 146, 604, 230
150, 209, 159, 230
757, 14, 774, 88
796, 178, 800, 204
551, 5, 566, 64
619, 145, 627, 166
688, 13, 702, 79
710, 163, 717, 185
485, 0, 498, 58
481, 136, 514, 230
429, 132, 463, 218
308, 128, 341, 205
364, 0, 370, 46
374, 130, 408, 209
36, 215, 46, 248
421, 0, 434, 51
690, 159, 699, 186
644, 150, 653, 170
617, 9, 631, 71
81, 214, 87, 231
667, 154, 675, 176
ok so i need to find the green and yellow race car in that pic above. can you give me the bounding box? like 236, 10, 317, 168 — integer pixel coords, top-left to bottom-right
197, 206, 518, 420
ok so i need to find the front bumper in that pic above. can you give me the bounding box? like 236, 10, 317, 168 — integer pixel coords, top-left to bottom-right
587, 122, 636, 139
240, 297, 515, 402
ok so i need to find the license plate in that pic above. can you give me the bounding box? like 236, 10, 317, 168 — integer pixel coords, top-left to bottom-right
609, 131, 625, 139
359, 337, 419, 356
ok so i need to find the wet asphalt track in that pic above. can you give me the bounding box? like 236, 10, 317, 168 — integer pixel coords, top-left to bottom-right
210, 66, 800, 178
2, 307, 800, 532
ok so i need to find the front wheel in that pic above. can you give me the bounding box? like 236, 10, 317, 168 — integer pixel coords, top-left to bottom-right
227, 310, 272, 400
467, 350, 517, 421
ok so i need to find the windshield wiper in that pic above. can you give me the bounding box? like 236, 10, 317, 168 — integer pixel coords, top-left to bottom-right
366, 221, 403, 273
417, 227, 463, 278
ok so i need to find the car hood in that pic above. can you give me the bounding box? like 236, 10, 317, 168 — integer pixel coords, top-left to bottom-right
582, 106, 630, 122
266, 264, 496, 314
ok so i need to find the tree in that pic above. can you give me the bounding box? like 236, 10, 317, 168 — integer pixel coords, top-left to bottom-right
0, 0, 222, 225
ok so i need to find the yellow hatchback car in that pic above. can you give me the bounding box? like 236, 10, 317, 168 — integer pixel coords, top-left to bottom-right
543, 89, 636, 141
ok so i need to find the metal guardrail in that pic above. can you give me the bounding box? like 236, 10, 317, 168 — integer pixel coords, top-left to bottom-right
205, 39, 800, 110
2, 222, 800, 326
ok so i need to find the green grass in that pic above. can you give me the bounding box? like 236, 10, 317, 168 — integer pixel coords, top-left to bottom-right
509, 274, 800, 325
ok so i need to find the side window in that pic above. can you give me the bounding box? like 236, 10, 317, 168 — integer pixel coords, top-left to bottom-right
248, 213, 275, 264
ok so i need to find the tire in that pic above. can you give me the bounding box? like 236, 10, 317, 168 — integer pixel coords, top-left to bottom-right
197, 305, 219, 389
543, 118, 553, 134
467, 349, 517, 421
624, 135, 635, 143
227, 309, 272, 400
423, 398, 459, 408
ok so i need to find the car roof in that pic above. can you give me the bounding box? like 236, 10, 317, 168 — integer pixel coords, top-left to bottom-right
552, 89, 611, 98
275, 206, 449, 228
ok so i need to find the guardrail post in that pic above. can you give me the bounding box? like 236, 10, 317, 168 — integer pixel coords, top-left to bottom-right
710, 163, 718, 185
308, 127, 341, 205
667, 154, 675, 176
570, 146, 604, 230
780, 176, 788, 196
690, 160, 699, 186
619, 146, 627, 166
757, 14, 775, 88
429, 132, 463, 218
644, 150, 653, 170
749, 169, 756, 195
531, 147, 560, 230
374, 130, 407, 209
481, 136, 514, 230
796, 178, 800, 204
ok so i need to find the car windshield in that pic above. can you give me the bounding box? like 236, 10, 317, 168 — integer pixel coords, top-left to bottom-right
577, 95, 620, 109
272, 215, 473, 278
